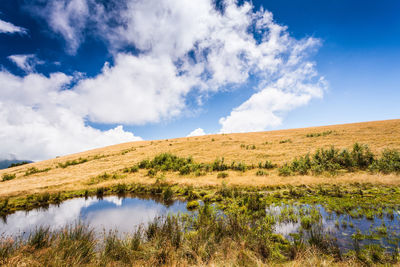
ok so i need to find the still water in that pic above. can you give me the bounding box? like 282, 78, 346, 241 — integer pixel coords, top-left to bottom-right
1, 196, 399, 252
0, 195, 188, 237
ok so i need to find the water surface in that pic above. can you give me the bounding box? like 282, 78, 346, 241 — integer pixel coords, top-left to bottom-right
0, 195, 188, 237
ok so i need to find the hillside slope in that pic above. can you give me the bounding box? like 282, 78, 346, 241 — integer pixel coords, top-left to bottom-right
1, 119, 400, 197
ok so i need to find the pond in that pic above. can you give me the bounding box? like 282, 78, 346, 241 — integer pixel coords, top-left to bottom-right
269, 204, 400, 252
1, 195, 399, 253
0, 195, 189, 237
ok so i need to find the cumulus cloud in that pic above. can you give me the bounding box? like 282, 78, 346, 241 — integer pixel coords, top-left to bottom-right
187, 128, 207, 137
30, 0, 325, 127
0, 71, 141, 161
8, 54, 45, 72
219, 62, 327, 133
1, 0, 326, 160
0, 18, 27, 34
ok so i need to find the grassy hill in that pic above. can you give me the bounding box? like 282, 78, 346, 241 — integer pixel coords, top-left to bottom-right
1, 119, 400, 198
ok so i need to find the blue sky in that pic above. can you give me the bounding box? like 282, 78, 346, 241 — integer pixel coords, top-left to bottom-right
0, 0, 399, 160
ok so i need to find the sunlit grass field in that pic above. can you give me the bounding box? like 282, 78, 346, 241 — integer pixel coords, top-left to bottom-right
1, 119, 399, 198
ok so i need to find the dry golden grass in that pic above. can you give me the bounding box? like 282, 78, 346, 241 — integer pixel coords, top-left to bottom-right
1, 119, 400, 198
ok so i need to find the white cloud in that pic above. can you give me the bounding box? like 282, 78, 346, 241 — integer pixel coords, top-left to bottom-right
219, 63, 327, 133
8, 54, 45, 72
32, 0, 89, 54
187, 128, 207, 137
0, 18, 27, 34
2, 0, 327, 160
69, 54, 195, 124
0, 71, 141, 161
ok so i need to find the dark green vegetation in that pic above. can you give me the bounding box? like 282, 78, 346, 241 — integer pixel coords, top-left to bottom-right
1, 182, 400, 266
240, 144, 256, 150
133, 153, 267, 177
2, 173, 15, 182
24, 167, 51, 176
306, 130, 334, 138
58, 157, 88, 168
7, 161, 30, 168
278, 143, 400, 176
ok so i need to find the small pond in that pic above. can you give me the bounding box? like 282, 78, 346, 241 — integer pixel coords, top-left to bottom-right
0, 195, 189, 237
1, 195, 399, 253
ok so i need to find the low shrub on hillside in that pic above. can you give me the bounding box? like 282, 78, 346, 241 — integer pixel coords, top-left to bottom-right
369, 149, 400, 174
2, 173, 16, 182
278, 143, 399, 176
58, 157, 88, 168
24, 167, 51, 176
306, 130, 333, 138
137, 153, 274, 177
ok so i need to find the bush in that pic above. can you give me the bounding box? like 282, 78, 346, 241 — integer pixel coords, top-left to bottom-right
278, 164, 292, 176
278, 143, 382, 176
58, 157, 88, 168
25, 167, 51, 176
2, 173, 16, 182
256, 170, 267, 176
258, 160, 276, 169
212, 158, 228, 171
306, 130, 333, 138
369, 149, 400, 174
217, 172, 228, 178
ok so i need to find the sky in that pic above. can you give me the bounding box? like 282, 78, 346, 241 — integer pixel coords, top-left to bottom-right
0, 0, 399, 161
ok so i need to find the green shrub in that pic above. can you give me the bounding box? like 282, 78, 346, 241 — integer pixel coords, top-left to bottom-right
258, 160, 276, 169
58, 157, 88, 168
231, 162, 247, 172
138, 159, 151, 169
279, 139, 292, 144
24, 167, 51, 176
369, 149, 400, 174
278, 164, 292, 176
306, 130, 333, 138
212, 158, 228, 171
217, 172, 228, 178
147, 169, 157, 177
2, 173, 16, 182
123, 165, 139, 173
256, 170, 267, 176
279, 143, 380, 176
